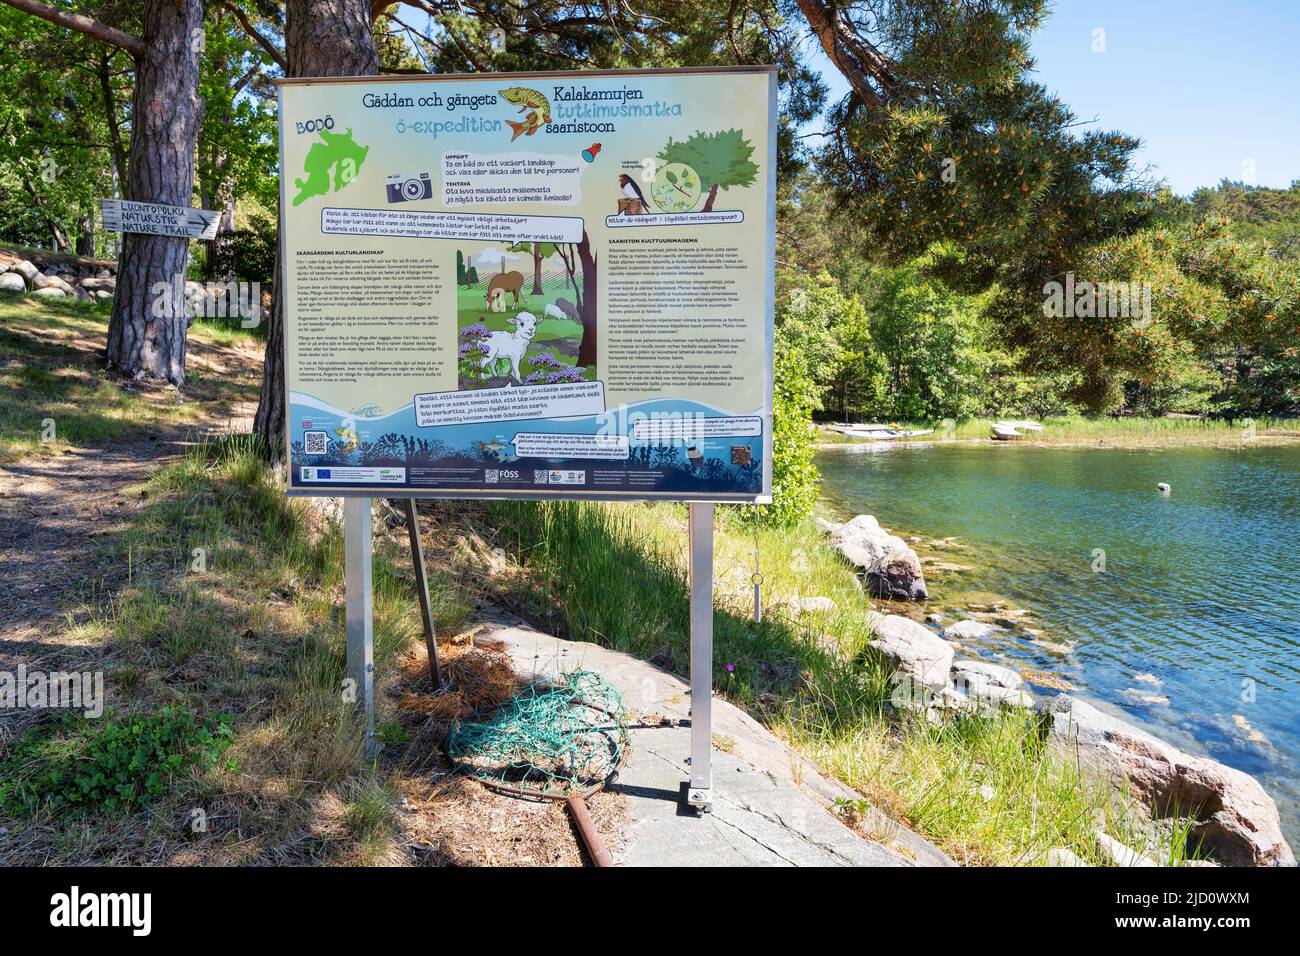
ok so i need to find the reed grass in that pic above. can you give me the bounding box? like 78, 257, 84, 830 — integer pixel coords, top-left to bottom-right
816, 414, 1295, 448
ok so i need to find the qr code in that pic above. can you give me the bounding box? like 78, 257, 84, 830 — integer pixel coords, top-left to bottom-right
731, 445, 752, 465
304, 430, 328, 455
484, 469, 500, 483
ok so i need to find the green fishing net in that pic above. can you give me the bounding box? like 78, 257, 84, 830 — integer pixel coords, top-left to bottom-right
448, 671, 629, 799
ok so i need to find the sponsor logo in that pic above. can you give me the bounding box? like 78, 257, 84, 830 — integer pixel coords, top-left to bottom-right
534, 469, 585, 486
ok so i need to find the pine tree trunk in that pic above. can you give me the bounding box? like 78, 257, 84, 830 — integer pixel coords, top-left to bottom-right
702, 182, 719, 212
253, 0, 379, 456
532, 245, 543, 295
76, 207, 95, 257
105, 0, 205, 386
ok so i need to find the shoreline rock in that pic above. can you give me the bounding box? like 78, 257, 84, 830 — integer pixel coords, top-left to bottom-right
944, 619, 997, 641
867, 611, 953, 691
1041, 695, 1295, 868
817, 514, 928, 601
827, 505, 1295, 867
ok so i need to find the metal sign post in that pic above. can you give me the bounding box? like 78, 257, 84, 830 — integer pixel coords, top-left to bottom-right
403, 499, 443, 691
686, 502, 715, 811
344, 498, 376, 757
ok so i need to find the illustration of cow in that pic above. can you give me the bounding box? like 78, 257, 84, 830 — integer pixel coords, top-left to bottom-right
485, 271, 527, 309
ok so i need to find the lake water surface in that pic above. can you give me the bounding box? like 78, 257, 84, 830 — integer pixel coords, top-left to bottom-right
817, 441, 1300, 848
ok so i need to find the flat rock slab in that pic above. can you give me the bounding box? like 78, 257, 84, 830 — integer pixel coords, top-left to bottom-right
614, 724, 886, 866
481, 614, 951, 867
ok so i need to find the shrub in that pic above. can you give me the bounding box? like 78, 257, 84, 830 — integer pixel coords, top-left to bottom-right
0, 706, 233, 817
767, 350, 819, 525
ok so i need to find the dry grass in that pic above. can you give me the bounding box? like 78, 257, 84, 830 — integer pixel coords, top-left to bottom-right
0, 295, 262, 462
0, 435, 626, 866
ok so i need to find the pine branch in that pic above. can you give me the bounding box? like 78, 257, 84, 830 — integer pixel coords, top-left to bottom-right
0, 0, 146, 57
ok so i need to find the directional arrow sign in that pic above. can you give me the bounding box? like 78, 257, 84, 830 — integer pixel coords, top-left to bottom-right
100, 199, 220, 240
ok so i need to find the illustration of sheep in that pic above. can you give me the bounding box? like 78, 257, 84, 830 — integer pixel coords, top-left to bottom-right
481, 311, 541, 384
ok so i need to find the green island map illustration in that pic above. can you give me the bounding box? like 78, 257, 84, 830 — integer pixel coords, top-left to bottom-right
291, 127, 369, 207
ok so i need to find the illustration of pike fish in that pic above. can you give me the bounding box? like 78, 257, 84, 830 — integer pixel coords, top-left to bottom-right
499, 87, 550, 141
335, 426, 359, 454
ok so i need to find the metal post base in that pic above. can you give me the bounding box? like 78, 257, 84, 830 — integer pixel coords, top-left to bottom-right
686, 786, 715, 812
685, 501, 715, 813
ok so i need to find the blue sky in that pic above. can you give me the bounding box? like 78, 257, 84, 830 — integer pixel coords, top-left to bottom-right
803, 0, 1300, 195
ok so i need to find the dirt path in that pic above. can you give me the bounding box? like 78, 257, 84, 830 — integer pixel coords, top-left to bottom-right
0, 336, 260, 670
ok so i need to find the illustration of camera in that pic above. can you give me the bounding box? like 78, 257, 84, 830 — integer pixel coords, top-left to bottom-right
385, 171, 433, 203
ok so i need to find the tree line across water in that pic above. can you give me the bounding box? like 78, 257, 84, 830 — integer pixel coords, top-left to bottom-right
0, 1, 1296, 462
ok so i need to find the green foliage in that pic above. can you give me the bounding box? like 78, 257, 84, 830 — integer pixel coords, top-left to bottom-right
776, 268, 888, 419
775, 270, 850, 393
0, 707, 233, 818
817, 0, 1154, 289
1000, 216, 1299, 414
864, 250, 998, 420
196, 13, 280, 214
1184, 180, 1300, 259
0, 6, 125, 255
775, 183, 1300, 420
208, 204, 278, 286
768, 350, 819, 525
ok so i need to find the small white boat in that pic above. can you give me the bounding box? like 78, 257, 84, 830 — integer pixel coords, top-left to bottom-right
828, 423, 935, 441
990, 420, 1045, 441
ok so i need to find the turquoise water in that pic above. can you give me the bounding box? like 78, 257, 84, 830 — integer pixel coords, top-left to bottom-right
817, 441, 1300, 848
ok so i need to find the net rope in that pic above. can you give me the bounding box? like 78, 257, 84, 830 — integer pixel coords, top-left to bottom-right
448, 671, 629, 799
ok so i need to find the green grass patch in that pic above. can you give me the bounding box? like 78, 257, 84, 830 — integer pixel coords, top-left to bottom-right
7, 436, 470, 862
0, 706, 233, 818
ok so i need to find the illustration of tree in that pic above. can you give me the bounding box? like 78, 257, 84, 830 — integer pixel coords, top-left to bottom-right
657, 128, 758, 212
555, 232, 597, 368
507, 241, 558, 295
